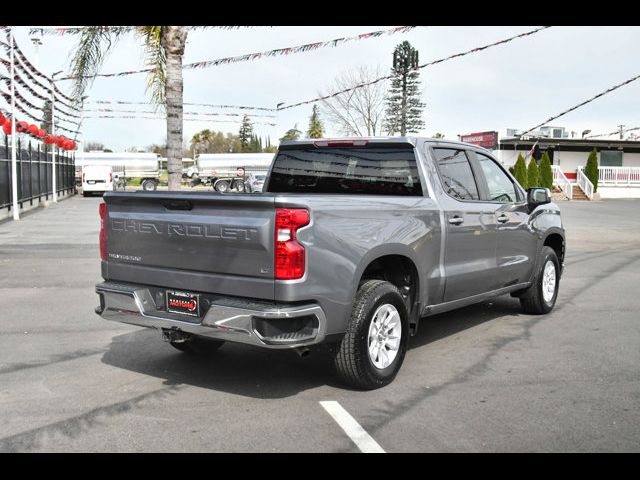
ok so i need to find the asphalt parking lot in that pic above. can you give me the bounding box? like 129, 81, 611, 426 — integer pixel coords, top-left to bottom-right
1, 195, 639, 452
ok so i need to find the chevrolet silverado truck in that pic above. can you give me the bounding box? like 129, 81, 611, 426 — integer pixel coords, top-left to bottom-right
95, 137, 565, 389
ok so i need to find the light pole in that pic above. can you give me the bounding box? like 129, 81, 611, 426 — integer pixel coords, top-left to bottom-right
75, 95, 88, 186
51, 70, 63, 203
30, 37, 42, 68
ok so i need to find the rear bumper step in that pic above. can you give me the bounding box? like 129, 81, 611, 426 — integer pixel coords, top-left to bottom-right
95, 281, 327, 349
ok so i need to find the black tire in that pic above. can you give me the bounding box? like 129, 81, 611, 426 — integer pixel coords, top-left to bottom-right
142, 179, 157, 191
334, 280, 409, 390
82, 191, 88, 197
170, 336, 225, 356
520, 246, 560, 314
215, 180, 229, 193
234, 180, 245, 192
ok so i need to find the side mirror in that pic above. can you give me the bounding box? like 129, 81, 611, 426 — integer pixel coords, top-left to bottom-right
527, 187, 551, 208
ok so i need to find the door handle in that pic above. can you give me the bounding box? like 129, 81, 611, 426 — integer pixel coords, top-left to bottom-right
448, 216, 464, 225
497, 214, 509, 223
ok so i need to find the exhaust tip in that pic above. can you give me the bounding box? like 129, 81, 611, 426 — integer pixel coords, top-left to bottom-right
295, 347, 311, 358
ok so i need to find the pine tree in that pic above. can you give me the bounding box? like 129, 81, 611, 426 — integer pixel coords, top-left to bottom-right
41, 99, 52, 132
585, 148, 599, 192
539, 152, 553, 190
527, 158, 540, 188
279, 124, 302, 143
384, 41, 425, 135
514, 154, 528, 189
306, 105, 325, 138
238, 115, 253, 152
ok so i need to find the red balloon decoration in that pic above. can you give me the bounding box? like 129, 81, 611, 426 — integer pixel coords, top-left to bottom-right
68, 140, 76, 150
16, 121, 29, 133
3, 121, 11, 135
56, 136, 66, 148
0, 112, 6, 126
38, 128, 46, 138
28, 124, 39, 135
44, 134, 55, 144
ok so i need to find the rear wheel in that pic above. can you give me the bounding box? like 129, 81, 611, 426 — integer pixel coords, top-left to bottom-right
215, 180, 229, 193
234, 180, 245, 192
170, 336, 225, 356
334, 280, 409, 390
142, 179, 157, 191
520, 246, 560, 314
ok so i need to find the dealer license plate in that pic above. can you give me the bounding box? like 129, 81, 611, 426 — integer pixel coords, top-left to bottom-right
166, 290, 200, 317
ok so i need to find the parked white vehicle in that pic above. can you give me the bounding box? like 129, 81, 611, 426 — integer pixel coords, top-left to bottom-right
193, 153, 274, 192
82, 165, 114, 196
76, 152, 160, 191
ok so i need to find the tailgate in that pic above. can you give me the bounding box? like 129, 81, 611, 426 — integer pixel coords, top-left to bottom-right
104, 191, 275, 283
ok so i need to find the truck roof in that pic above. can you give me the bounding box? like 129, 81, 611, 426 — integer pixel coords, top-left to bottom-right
279, 137, 493, 154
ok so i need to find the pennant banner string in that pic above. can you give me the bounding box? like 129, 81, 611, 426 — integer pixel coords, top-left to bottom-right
86, 99, 277, 112
82, 107, 276, 118
57, 26, 419, 80
276, 26, 552, 111
519, 73, 640, 137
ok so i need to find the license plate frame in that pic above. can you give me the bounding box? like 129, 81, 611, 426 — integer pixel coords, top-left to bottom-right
166, 290, 200, 317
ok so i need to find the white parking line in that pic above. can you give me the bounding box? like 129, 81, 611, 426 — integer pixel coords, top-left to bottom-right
319, 401, 385, 453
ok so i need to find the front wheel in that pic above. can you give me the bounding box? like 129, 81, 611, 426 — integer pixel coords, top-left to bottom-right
333, 280, 409, 390
520, 246, 560, 314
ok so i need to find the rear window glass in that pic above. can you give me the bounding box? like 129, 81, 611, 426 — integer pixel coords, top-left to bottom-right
267, 146, 423, 196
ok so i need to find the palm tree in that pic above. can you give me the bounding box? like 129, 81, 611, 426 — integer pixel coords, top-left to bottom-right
69, 26, 188, 190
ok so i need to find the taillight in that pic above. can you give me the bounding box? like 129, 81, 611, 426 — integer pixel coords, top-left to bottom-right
275, 208, 310, 280
82, 172, 85, 182
109, 172, 112, 183
99, 203, 107, 261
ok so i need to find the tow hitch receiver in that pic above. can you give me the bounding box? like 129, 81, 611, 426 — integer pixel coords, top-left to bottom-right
161, 328, 191, 343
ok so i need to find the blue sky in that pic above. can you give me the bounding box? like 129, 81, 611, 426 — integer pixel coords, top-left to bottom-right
6, 26, 640, 151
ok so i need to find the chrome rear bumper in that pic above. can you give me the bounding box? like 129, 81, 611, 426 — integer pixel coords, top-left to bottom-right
95, 281, 327, 349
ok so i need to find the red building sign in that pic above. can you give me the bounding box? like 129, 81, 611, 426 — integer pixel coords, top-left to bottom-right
460, 131, 499, 149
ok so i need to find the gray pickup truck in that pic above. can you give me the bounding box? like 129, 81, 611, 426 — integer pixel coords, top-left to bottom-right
95, 137, 565, 389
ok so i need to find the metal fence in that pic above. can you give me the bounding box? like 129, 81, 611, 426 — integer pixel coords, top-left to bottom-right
0, 136, 75, 213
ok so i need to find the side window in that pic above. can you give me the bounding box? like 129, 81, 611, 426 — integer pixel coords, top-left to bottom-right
476, 153, 519, 203
433, 148, 480, 201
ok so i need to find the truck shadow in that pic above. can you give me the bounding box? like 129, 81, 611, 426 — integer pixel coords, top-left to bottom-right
101, 295, 523, 399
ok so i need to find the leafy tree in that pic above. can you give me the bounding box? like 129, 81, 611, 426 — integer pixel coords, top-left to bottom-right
513, 154, 528, 189
539, 152, 553, 190
85, 141, 106, 151
238, 115, 253, 152
384, 41, 425, 135
69, 26, 189, 190
584, 148, 599, 192
306, 105, 325, 138
432, 132, 445, 139
527, 157, 540, 188
280, 124, 302, 142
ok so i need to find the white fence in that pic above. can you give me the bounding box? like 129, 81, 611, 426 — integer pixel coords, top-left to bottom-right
552, 166, 573, 200
597, 166, 640, 186
577, 168, 594, 200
